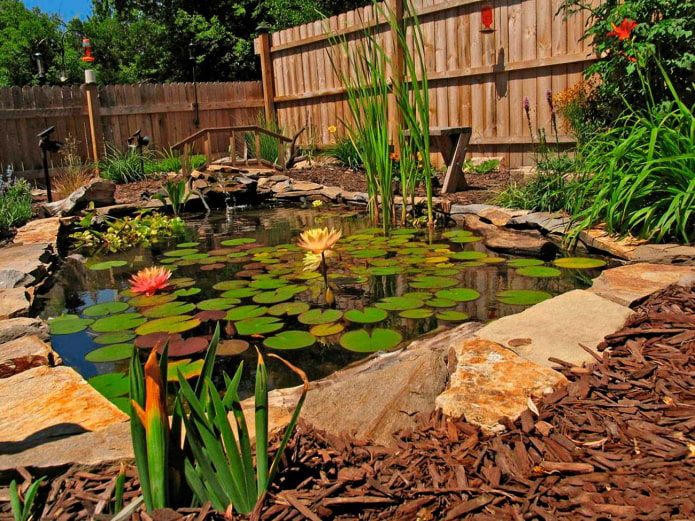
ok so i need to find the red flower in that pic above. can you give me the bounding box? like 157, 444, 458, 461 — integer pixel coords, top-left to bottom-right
389, 152, 400, 162
129, 266, 172, 296
607, 19, 638, 41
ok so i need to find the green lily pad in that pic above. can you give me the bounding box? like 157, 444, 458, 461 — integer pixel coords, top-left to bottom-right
344, 307, 388, 324
352, 249, 388, 259
249, 279, 289, 290
434, 288, 481, 302
264, 330, 316, 350
221, 288, 261, 299
480, 256, 506, 264
339, 328, 403, 352
49, 314, 94, 335
212, 280, 249, 291
176, 241, 200, 248
409, 276, 459, 289
163, 248, 199, 257
298, 309, 344, 325
497, 290, 553, 305
135, 315, 201, 335
375, 297, 424, 311
169, 277, 196, 288
553, 257, 607, 269
367, 266, 401, 276
197, 298, 241, 311
225, 305, 268, 321
310, 322, 345, 336
252, 286, 307, 304
92, 313, 147, 333
89, 260, 128, 271
235, 316, 284, 336
93, 330, 137, 344
507, 258, 545, 267
516, 266, 562, 278
128, 294, 177, 308
88, 372, 129, 398
399, 308, 434, 319
216, 339, 250, 356
110, 397, 131, 414
448, 235, 482, 244
402, 291, 433, 300
425, 297, 457, 308
267, 302, 311, 316
436, 310, 469, 322
220, 238, 257, 246
173, 287, 202, 297
143, 301, 196, 318
167, 359, 204, 381
442, 230, 474, 239
85, 343, 134, 362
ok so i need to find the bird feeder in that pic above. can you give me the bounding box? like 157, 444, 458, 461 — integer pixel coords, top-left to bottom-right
481, 5, 494, 33
80, 38, 95, 62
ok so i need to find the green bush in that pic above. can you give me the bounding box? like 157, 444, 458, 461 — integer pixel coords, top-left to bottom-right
325, 135, 362, 169
0, 180, 33, 236
99, 144, 152, 183
143, 149, 206, 175
463, 159, 500, 175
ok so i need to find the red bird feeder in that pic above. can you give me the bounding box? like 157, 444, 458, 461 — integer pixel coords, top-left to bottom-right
481, 5, 494, 33
80, 38, 95, 62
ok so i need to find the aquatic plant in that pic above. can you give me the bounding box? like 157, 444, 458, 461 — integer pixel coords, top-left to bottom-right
154, 178, 191, 217
129, 266, 172, 296
297, 227, 341, 304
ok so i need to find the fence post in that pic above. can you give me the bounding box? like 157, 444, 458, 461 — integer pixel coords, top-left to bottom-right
84, 83, 104, 165
389, 0, 404, 154
257, 27, 277, 124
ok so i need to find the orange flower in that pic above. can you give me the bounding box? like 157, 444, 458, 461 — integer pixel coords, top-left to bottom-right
390, 152, 400, 162
296, 227, 342, 254
607, 18, 638, 40
129, 266, 172, 296
131, 348, 168, 429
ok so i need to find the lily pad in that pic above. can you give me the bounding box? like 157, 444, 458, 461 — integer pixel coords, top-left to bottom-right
449, 235, 482, 244
85, 343, 134, 362
92, 313, 146, 333
176, 241, 200, 248
344, 307, 388, 324
128, 294, 177, 308
409, 276, 459, 289
264, 330, 316, 350
88, 372, 129, 398
220, 238, 257, 246
375, 297, 424, 311
516, 266, 562, 278
252, 286, 307, 304
89, 260, 128, 271
94, 330, 137, 345
436, 310, 469, 322
298, 309, 344, 325
167, 359, 204, 381
134, 332, 183, 349
553, 257, 607, 269
434, 288, 481, 302
160, 336, 209, 357
310, 322, 345, 336
352, 249, 388, 259
212, 280, 249, 291
442, 230, 474, 239
425, 297, 457, 308
367, 266, 400, 276
267, 301, 311, 316
339, 328, 403, 352
173, 287, 202, 297
235, 316, 284, 336
163, 248, 199, 257
169, 277, 196, 288
507, 258, 545, 267
221, 288, 261, 299
197, 298, 241, 311
49, 315, 94, 335
249, 279, 288, 290
224, 305, 268, 321
216, 339, 250, 356
497, 289, 553, 305
194, 310, 226, 322
135, 315, 201, 335
143, 301, 196, 318
399, 308, 434, 319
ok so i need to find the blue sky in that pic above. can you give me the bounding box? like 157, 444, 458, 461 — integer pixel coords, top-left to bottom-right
23, 0, 93, 20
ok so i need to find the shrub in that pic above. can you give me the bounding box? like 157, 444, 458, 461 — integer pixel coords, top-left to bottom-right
54, 136, 95, 199
99, 143, 153, 183
325, 134, 362, 169
143, 149, 206, 175
463, 158, 500, 175
0, 179, 33, 236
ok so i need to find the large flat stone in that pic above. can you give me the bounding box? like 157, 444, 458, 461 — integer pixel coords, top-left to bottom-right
476, 290, 632, 368
0, 243, 54, 289
0, 422, 132, 474
436, 338, 568, 433
291, 181, 323, 191
589, 263, 695, 306
0, 366, 128, 455
0, 317, 49, 343
0, 335, 60, 378
464, 215, 557, 257
0, 287, 31, 319
13, 217, 61, 247
578, 228, 648, 260
629, 244, 695, 265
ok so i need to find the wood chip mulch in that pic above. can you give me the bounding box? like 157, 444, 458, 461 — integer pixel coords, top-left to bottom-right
3, 283, 693, 521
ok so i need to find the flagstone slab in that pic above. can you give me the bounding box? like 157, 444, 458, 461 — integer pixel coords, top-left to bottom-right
0, 287, 31, 319
0, 366, 128, 455
0, 243, 55, 289
476, 290, 632, 368
13, 217, 61, 247
0, 335, 60, 378
0, 317, 49, 343
435, 338, 568, 433
578, 228, 648, 260
629, 244, 695, 265
589, 263, 695, 307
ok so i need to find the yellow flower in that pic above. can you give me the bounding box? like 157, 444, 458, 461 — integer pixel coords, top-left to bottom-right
312, 199, 324, 208
297, 227, 342, 254
303, 249, 334, 271
327, 125, 337, 133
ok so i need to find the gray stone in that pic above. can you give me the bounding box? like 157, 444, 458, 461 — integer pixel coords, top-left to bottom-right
0, 335, 60, 378
0, 287, 30, 319
271, 180, 293, 193
629, 244, 695, 265
589, 263, 695, 307
0, 243, 54, 289
236, 176, 257, 186
507, 212, 570, 234
0, 422, 132, 474
274, 190, 322, 199
436, 338, 567, 433
476, 290, 633, 368
449, 203, 496, 215
0, 366, 128, 455
342, 191, 369, 203
0, 317, 49, 343
40, 181, 116, 217
319, 186, 344, 201
464, 215, 557, 257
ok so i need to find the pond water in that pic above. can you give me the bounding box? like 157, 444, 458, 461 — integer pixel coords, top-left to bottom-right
39, 205, 606, 405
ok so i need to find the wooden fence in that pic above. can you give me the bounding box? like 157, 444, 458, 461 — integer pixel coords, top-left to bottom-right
0, 82, 264, 172
255, 0, 598, 167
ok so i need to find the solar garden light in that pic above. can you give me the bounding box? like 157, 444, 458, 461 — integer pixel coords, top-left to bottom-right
188, 41, 200, 128
38, 126, 62, 203
127, 129, 151, 177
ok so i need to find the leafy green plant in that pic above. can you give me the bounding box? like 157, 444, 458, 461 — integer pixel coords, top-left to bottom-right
144, 149, 207, 175
245, 113, 283, 164
10, 476, 45, 521
325, 134, 362, 169
463, 159, 500, 175
0, 179, 33, 236
154, 179, 190, 217
99, 143, 153, 183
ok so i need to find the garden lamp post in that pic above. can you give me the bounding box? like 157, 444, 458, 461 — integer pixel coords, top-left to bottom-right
38, 126, 62, 203
34, 52, 46, 84
189, 42, 200, 128
127, 129, 150, 177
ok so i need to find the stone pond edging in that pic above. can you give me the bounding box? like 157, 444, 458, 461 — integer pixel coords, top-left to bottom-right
1, 181, 694, 477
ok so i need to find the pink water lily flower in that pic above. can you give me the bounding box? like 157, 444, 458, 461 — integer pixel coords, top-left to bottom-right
129, 266, 172, 296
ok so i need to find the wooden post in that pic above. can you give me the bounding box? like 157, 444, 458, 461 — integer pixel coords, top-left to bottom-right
84, 83, 103, 165
229, 132, 236, 166
257, 27, 277, 124
204, 131, 211, 163
389, 0, 404, 154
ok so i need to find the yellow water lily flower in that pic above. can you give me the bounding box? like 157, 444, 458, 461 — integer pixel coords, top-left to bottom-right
303, 250, 334, 271
297, 227, 342, 254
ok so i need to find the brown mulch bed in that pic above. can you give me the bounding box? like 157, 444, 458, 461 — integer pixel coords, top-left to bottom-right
5, 282, 693, 521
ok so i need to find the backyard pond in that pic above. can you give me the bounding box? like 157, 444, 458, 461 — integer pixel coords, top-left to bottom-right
39, 205, 607, 410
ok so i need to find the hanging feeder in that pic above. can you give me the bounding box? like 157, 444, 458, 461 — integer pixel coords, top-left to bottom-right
481, 5, 495, 33
80, 38, 95, 62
